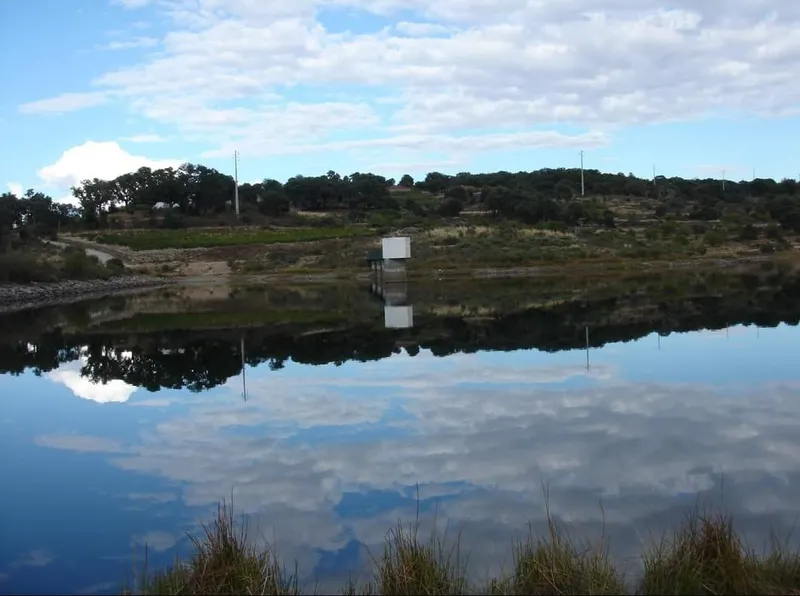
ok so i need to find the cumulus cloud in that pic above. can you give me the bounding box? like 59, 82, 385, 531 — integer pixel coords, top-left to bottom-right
6, 182, 23, 196
37, 141, 181, 190
45, 357, 137, 404
395, 21, 453, 37
24, 0, 799, 159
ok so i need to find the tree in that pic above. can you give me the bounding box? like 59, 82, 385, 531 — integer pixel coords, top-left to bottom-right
419, 172, 451, 194
51, 161, 800, 230
437, 197, 463, 217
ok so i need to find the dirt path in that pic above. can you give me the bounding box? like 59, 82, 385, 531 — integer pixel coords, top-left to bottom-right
45, 239, 117, 264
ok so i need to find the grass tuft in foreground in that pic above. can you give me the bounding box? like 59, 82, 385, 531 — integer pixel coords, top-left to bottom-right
640, 508, 800, 595
130, 503, 800, 595
132, 503, 298, 595
501, 518, 625, 595
373, 521, 466, 595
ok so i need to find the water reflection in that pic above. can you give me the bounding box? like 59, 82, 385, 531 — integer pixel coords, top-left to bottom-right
371, 280, 414, 329
2, 266, 800, 594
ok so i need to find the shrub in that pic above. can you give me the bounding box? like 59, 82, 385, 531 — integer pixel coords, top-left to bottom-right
105, 258, 126, 275
163, 211, 186, 229
62, 250, 109, 280
437, 198, 464, 217
737, 224, 759, 241
0, 252, 55, 283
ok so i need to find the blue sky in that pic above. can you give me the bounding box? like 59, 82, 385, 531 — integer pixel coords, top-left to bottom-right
1, 0, 799, 202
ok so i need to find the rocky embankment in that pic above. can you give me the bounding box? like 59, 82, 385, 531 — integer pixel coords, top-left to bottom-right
0, 276, 169, 313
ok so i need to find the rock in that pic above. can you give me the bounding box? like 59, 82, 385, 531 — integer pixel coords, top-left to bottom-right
0, 276, 171, 313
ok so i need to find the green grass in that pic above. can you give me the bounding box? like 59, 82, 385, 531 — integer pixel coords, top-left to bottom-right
128, 503, 800, 595
89, 227, 373, 251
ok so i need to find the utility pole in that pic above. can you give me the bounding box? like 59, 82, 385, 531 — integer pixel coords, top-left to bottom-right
722, 168, 726, 191
652, 164, 656, 185
585, 325, 590, 370
240, 335, 247, 402
234, 150, 240, 220
580, 150, 585, 196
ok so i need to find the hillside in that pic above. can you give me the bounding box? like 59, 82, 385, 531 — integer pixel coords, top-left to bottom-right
2, 166, 800, 277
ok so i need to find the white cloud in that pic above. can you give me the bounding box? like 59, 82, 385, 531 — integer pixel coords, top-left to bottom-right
122, 133, 167, 143
23, 1, 800, 159
45, 357, 137, 404
105, 36, 159, 50
35, 341, 800, 586
37, 141, 181, 190
131, 530, 179, 552
19, 92, 109, 115
7, 182, 23, 196
395, 21, 452, 36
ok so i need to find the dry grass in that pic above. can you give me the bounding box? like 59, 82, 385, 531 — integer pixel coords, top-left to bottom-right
128, 503, 800, 595
130, 503, 299, 595
500, 519, 626, 595
425, 225, 494, 239
373, 521, 467, 595
640, 508, 800, 595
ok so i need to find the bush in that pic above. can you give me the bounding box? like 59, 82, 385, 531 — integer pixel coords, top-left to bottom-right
62, 250, 109, 280
105, 257, 126, 275
163, 211, 186, 229
737, 224, 759, 241
765, 225, 784, 241
437, 198, 464, 217
0, 252, 55, 283
405, 199, 427, 216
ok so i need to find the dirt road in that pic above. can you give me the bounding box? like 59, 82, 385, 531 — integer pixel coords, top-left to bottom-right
45, 239, 118, 264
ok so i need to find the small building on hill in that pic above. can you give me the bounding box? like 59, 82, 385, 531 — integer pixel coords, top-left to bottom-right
366, 237, 411, 273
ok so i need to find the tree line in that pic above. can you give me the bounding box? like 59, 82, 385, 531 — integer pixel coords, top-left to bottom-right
2, 164, 800, 240
2, 266, 799, 388
0, 189, 80, 250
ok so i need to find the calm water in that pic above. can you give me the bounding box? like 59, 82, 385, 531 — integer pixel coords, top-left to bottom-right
2, 266, 800, 594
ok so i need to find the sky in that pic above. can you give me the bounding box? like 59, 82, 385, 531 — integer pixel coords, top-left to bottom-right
1, 0, 799, 203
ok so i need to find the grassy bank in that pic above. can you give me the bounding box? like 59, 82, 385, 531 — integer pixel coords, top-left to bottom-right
130, 504, 800, 595
73, 214, 799, 279
0, 244, 126, 283
89, 227, 371, 251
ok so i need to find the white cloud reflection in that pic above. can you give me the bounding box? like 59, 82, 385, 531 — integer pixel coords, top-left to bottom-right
44, 352, 136, 404
31, 337, 800, 588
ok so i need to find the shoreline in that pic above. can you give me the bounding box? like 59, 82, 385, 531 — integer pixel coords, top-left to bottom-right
221, 254, 784, 285
0, 253, 789, 312
0, 276, 171, 313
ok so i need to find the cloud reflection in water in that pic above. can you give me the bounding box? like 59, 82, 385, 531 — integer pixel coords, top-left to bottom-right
24, 325, 800, 588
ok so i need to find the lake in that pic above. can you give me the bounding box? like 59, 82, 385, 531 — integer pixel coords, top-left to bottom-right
2, 262, 800, 594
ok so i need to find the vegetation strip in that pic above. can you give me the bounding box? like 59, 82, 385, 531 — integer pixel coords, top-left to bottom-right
89, 227, 370, 251
129, 503, 800, 595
